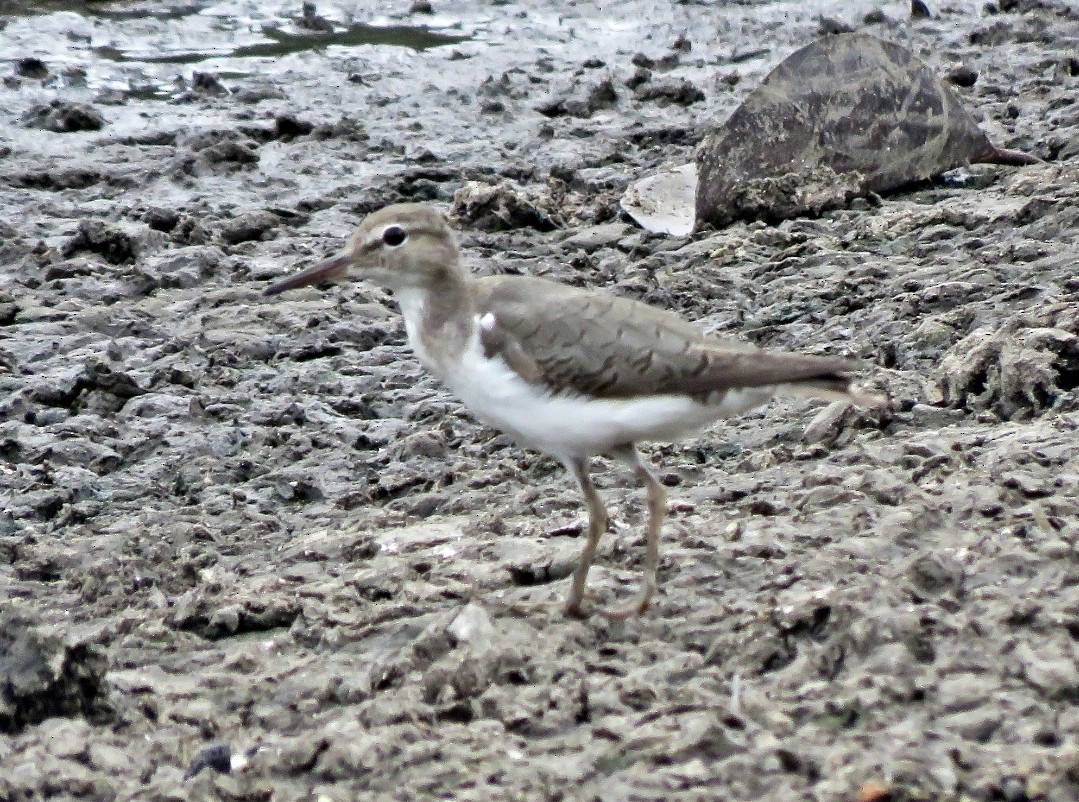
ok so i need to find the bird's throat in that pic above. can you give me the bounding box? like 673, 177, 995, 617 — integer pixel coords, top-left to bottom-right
395, 275, 476, 374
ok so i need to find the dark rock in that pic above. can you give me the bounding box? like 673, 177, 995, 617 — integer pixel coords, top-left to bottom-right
190, 71, 227, 94
818, 16, 855, 35
16, 57, 48, 79
23, 101, 104, 132
184, 743, 233, 779
696, 33, 1038, 228
275, 114, 313, 140
946, 64, 978, 87
143, 207, 180, 232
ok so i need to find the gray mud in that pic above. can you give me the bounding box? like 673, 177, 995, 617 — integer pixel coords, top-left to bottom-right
1, 1, 1079, 800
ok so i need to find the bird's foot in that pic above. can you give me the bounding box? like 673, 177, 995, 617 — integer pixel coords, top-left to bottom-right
563, 584, 654, 620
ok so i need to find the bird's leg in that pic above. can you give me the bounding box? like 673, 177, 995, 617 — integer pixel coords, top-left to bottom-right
598, 446, 668, 620
564, 457, 607, 618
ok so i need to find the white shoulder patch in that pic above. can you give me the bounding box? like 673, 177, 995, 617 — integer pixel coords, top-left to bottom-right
478, 312, 497, 331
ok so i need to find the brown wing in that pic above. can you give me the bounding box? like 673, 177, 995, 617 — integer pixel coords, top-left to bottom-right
473, 275, 863, 400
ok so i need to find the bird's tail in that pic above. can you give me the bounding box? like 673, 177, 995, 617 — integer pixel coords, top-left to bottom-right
779, 378, 888, 409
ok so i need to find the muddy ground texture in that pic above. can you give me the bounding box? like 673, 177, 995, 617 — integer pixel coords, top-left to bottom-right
2, 0, 1079, 800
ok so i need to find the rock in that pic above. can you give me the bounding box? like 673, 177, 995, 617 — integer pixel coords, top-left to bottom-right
946, 64, 978, 87
696, 33, 1038, 227
560, 222, 630, 252
1016, 641, 1079, 698
802, 401, 861, 446
275, 114, 314, 140
140, 245, 225, 289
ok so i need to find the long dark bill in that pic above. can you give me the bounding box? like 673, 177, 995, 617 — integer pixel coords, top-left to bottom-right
263, 253, 350, 297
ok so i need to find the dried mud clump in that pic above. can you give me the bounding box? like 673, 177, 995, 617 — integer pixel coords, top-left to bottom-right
452, 181, 565, 231
0, 606, 110, 733
935, 304, 1079, 419
61, 219, 139, 265
721, 165, 866, 225
534, 76, 617, 118
22, 100, 104, 132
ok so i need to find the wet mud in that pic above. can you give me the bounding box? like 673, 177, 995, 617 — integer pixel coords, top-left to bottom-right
1, 1, 1078, 800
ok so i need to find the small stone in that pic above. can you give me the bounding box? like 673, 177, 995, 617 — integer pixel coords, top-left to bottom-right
184, 743, 232, 780
802, 401, 858, 446
447, 603, 496, 648
946, 65, 978, 87
61, 220, 137, 265
144, 207, 180, 232
16, 57, 48, 79
1016, 642, 1079, 697
818, 16, 855, 35
275, 114, 313, 139
220, 211, 279, 244
561, 222, 630, 252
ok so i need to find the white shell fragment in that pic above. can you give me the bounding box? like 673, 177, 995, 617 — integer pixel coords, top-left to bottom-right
619, 162, 697, 236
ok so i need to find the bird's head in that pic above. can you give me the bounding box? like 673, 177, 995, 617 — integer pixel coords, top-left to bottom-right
263, 203, 460, 297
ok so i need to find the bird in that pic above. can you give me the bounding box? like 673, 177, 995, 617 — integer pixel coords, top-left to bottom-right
263, 203, 882, 619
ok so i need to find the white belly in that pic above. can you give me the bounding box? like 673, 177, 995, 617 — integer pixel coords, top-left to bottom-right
444, 338, 775, 463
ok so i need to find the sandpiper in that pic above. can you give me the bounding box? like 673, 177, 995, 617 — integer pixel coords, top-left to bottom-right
264, 203, 881, 618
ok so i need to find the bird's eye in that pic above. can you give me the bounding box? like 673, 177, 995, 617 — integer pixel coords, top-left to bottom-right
382, 225, 407, 247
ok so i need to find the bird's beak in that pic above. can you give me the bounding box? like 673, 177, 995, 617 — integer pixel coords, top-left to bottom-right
263, 253, 351, 297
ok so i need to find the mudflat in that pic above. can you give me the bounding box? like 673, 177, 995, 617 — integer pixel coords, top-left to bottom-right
1, 1, 1077, 800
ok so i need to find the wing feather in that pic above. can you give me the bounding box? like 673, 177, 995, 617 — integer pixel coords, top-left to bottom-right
472, 275, 870, 402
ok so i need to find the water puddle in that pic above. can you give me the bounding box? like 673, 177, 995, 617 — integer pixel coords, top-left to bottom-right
94, 23, 470, 64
